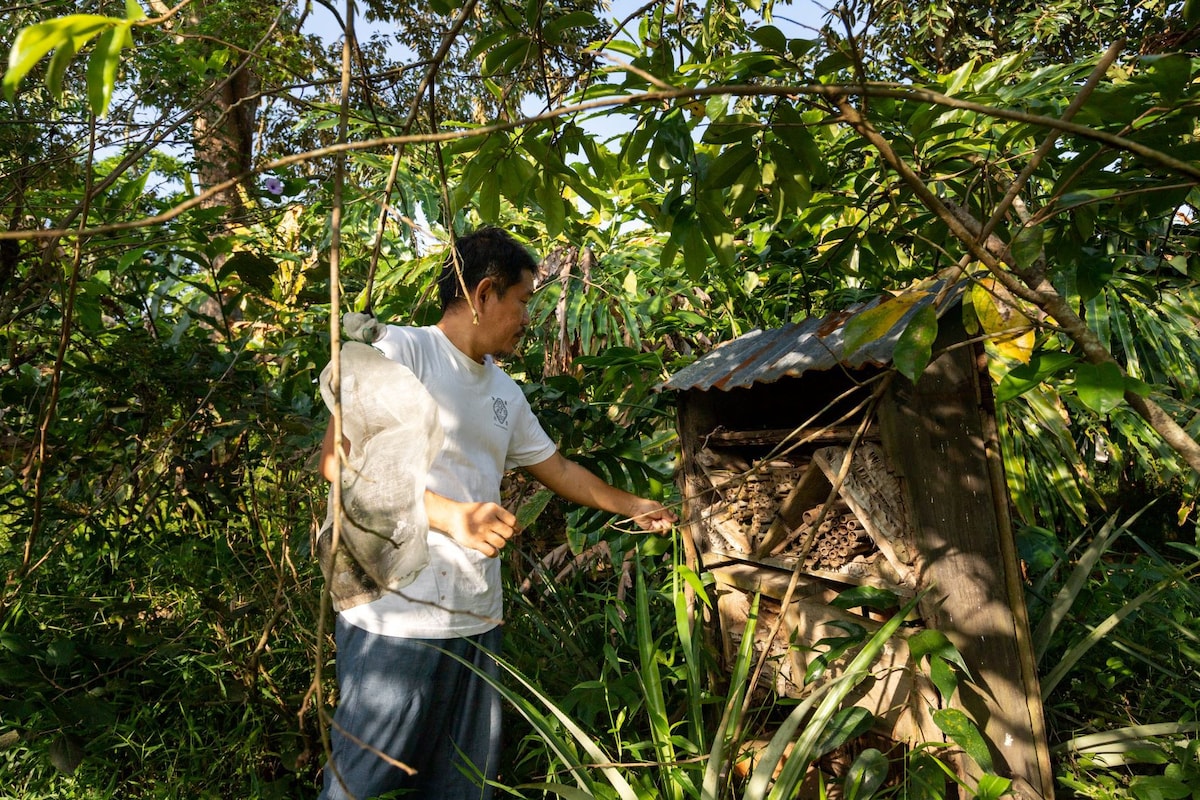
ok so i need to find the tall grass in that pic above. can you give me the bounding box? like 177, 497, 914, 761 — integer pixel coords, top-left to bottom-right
1025, 505, 1200, 799
494, 536, 1010, 800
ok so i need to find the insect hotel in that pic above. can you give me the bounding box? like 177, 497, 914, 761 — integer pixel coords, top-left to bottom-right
662, 292, 1055, 799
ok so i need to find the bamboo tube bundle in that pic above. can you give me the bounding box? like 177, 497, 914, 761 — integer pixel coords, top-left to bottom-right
776, 500, 852, 558
776, 500, 885, 573
704, 459, 806, 553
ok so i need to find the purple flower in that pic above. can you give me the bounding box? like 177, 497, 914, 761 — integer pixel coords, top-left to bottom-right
264, 177, 284, 195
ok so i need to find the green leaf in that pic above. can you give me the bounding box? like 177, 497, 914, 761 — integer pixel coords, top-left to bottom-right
1075, 361, 1125, 414
516, 783, 598, 800
942, 58, 976, 95
544, 11, 599, 44
705, 94, 729, 121
932, 707, 994, 772
638, 533, 670, 556
830, 585, 899, 611
1010, 224, 1043, 270
1129, 775, 1192, 800
674, 216, 707, 280
483, 37, 530, 75
125, 0, 147, 20
728, 161, 761, 220
515, 489, 554, 532
907, 630, 969, 702
704, 142, 757, 191
498, 154, 536, 205
1076, 252, 1115, 301
4, 15, 112, 100
907, 751, 951, 800
220, 251, 276, 293
45, 637, 76, 666
658, 234, 679, 274
656, 107, 693, 164
748, 24, 787, 53
635, 566, 676, 786
1142, 54, 1192, 104
697, 201, 735, 267
973, 774, 1014, 800
605, 39, 640, 58
477, 167, 500, 222
814, 706, 875, 758
703, 594, 760, 798
774, 102, 827, 184
813, 50, 852, 79
842, 292, 930, 358
535, 180, 565, 239
994, 351, 1078, 403
675, 563, 711, 609
45, 35, 79, 98
49, 734, 84, 775
907, 629, 953, 665
622, 116, 655, 167
85, 22, 131, 116
927, 655, 957, 704
700, 112, 761, 145
1124, 376, 1152, 397
844, 748, 889, 800
893, 304, 938, 382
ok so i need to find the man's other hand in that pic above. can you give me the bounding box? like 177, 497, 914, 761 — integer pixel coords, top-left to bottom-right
425, 492, 517, 558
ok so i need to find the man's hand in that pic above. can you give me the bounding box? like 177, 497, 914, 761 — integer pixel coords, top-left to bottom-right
424, 491, 517, 558
626, 497, 677, 534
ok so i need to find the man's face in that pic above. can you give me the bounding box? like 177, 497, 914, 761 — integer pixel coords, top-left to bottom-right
481, 269, 534, 359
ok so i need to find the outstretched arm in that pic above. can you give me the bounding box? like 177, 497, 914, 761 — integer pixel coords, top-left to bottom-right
524, 452, 677, 533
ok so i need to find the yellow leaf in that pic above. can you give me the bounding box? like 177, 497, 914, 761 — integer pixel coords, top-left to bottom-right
992, 328, 1036, 364
971, 278, 1038, 364
843, 291, 931, 357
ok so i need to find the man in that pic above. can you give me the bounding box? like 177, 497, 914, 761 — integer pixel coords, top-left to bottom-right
317, 227, 676, 800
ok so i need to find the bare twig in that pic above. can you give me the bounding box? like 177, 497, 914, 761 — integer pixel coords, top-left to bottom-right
313, 1, 355, 792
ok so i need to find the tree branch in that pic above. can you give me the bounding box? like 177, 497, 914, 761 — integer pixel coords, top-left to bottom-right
834, 98, 1200, 476
5, 78, 1198, 243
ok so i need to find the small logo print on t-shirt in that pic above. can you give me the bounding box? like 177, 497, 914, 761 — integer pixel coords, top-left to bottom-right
491, 397, 509, 428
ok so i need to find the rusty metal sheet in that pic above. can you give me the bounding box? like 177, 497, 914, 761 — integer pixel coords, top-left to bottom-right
661, 290, 947, 392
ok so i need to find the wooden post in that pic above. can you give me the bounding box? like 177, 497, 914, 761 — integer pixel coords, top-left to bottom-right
878, 337, 1055, 800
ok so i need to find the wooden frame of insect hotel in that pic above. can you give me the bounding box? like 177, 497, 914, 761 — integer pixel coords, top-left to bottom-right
661, 291, 1054, 799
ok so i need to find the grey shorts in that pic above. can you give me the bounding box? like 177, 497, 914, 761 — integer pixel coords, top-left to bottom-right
318, 618, 503, 800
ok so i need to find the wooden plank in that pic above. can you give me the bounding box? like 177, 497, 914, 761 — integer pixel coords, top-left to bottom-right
976, 347, 1057, 799
711, 548, 916, 597
705, 555, 837, 603
710, 565, 940, 743
706, 425, 877, 447
878, 339, 1054, 800
782, 597, 941, 744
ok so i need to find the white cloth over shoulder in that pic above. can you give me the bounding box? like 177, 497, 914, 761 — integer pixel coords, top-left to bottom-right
318, 341, 444, 611
338, 324, 558, 638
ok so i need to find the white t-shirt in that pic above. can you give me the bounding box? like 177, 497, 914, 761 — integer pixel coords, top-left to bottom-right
338, 325, 557, 638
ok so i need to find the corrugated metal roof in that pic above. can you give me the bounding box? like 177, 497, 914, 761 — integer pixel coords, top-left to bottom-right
661, 287, 955, 392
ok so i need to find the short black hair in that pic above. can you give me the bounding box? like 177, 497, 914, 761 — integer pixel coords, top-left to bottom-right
437, 227, 538, 311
